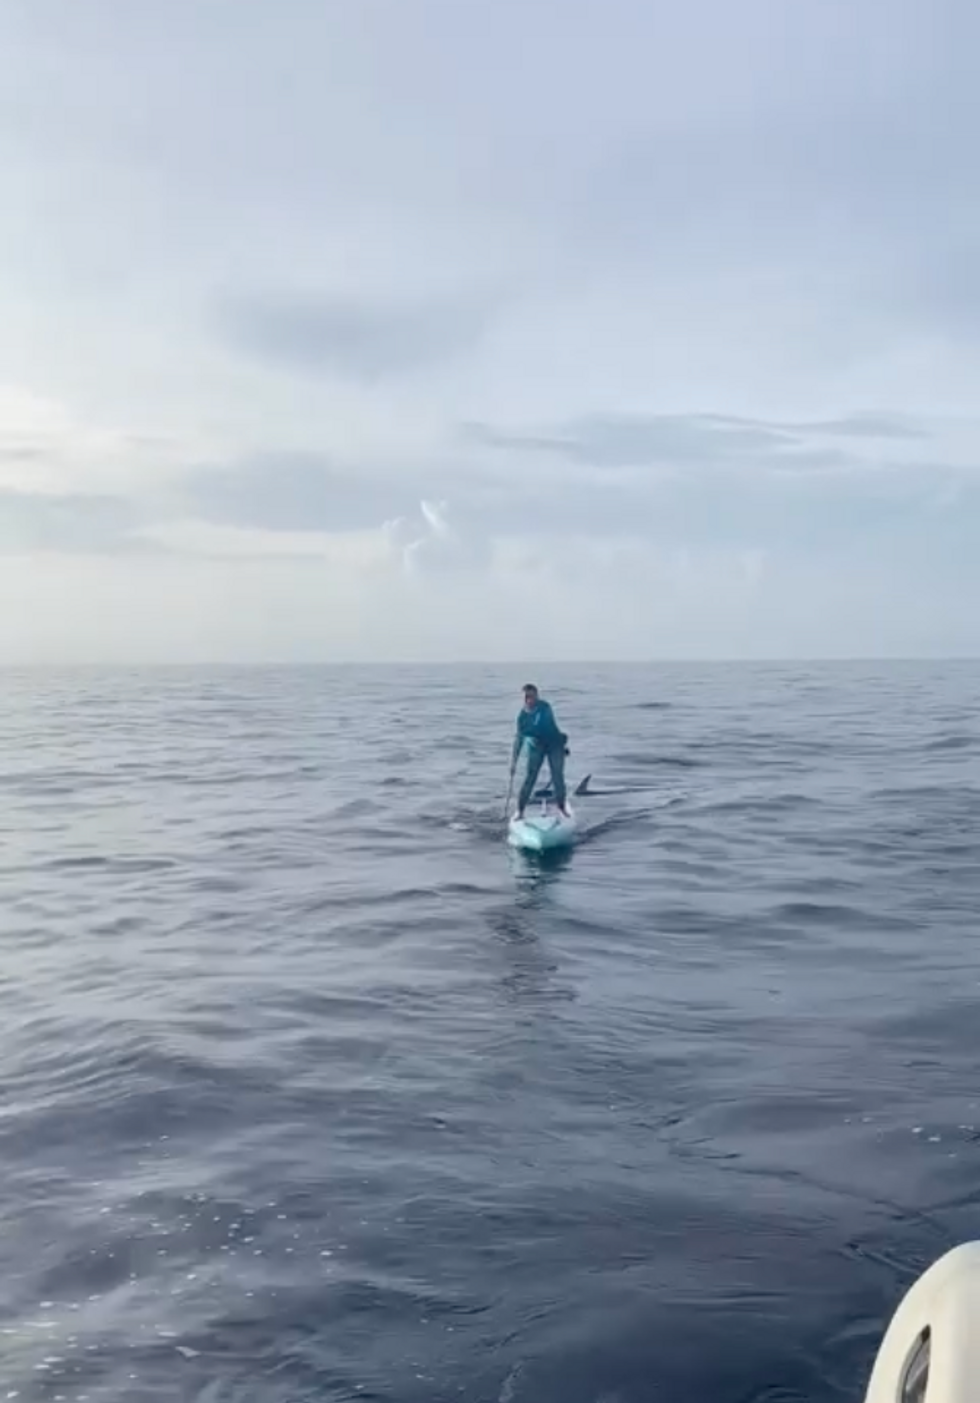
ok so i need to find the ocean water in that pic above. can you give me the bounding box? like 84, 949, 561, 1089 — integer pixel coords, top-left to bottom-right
2, 661, 980, 1403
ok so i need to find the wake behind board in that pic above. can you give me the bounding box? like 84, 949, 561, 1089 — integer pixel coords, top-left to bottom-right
507, 802, 577, 853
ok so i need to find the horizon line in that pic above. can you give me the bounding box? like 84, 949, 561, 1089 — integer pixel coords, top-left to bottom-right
1, 654, 978, 670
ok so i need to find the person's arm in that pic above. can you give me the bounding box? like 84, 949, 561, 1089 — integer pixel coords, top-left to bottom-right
540, 701, 561, 741
542, 701, 569, 751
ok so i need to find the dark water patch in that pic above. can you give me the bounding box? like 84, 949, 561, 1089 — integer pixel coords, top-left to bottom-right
574, 810, 662, 846
769, 901, 877, 927
870, 782, 980, 802
923, 732, 976, 752
379, 749, 417, 768
612, 750, 703, 770
867, 998, 980, 1052
42, 853, 179, 876
215, 822, 277, 842
776, 872, 885, 899
298, 887, 453, 920
692, 791, 824, 819
419, 806, 509, 844
329, 796, 387, 820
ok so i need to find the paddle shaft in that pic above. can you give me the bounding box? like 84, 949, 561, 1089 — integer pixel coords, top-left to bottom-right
503, 766, 515, 819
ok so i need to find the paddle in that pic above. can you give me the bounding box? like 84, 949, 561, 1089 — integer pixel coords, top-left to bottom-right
503, 763, 516, 821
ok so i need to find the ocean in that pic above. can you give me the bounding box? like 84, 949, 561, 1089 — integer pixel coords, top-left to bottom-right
2, 660, 980, 1402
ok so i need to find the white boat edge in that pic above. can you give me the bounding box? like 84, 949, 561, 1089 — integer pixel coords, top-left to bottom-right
864, 1241, 980, 1403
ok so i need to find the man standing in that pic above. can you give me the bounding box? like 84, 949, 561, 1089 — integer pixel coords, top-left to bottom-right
510, 683, 570, 819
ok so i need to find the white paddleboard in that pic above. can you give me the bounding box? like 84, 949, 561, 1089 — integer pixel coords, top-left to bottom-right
507, 802, 577, 853
864, 1240, 980, 1403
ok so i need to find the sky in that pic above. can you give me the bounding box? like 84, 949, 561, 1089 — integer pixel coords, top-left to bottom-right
1, 0, 979, 662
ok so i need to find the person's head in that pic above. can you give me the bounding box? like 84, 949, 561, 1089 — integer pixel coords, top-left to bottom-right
522, 683, 539, 710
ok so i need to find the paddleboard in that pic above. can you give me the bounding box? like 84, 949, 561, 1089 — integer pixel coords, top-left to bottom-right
507, 802, 577, 853
864, 1240, 980, 1403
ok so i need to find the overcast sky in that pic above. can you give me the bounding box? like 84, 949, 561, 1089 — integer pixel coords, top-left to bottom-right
1, 0, 978, 662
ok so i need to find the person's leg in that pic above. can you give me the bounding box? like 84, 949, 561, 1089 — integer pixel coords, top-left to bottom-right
547, 744, 567, 811
517, 745, 545, 814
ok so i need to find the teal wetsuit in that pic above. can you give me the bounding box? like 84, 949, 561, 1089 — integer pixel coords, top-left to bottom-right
512, 699, 568, 813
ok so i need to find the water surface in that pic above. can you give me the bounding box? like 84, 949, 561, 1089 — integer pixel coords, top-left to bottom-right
2, 661, 980, 1401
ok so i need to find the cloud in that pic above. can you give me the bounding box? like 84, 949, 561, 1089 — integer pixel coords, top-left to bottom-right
464, 411, 933, 473
2, 453, 979, 662
214, 291, 493, 381
133, 517, 392, 566
182, 451, 421, 533
133, 495, 492, 585
177, 455, 496, 571
0, 383, 205, 502
390, 498, 491, 574
466, 413, 794, 469
793, 415, 930, 441
0, 489, 147, 556
0, 391, 964, 578
1, 2, 980, 659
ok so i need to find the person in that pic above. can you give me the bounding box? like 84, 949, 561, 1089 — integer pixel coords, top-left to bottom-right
510, 683, 570, 819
